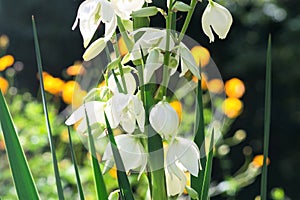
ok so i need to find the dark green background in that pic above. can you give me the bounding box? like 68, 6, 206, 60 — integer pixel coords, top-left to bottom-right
1, 0, 299, 199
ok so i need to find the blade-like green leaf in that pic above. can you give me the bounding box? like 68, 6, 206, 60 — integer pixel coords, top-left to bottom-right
0, 91, 40, 199
32, 16, 65, 200
200, 130, 214, 200
191, 80, 206, 199
104, 113, 134, 200
261, 34, 272, 200
84, 107, 108, 200
67, 127, 85, 200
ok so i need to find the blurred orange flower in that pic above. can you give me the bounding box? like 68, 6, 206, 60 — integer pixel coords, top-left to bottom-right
207, 79, 224, 94
118, 36, 128, 57
0, 55, 14, 71
62, 81, 80, 105
191, 46, 210, 67
252, 155, 270, 168
222, 97, 243, 118
42, 72, 65, 95
66, 61, 85, 76
0, 35, 9, 49
225, 78, 245, 98
62, 81, 86, 107
109, 167, 118, 179
0, 77, 9, 94
170, 100, 183, 121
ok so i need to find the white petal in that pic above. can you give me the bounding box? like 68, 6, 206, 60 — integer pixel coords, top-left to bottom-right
133, 97, 145, 132
201, 4, 215, 43
108, 72, 136, 95
115, 135, 146, 172
120, 111, 136, 133
166, 165, 187, 196
65, 101, 105, 125
144, 48, 162, 83
76, 0, 102, 47
201, 1, 233, 42
180, 44, 201, 79
149, 101, 179, 139
83, 37, 107, 61
111, 0, 144, 20
167, 137, 201, 177
209, 2, 233, 39
176, 137, 201, 176
100, 0, 115, 23
104, 15, 117, 41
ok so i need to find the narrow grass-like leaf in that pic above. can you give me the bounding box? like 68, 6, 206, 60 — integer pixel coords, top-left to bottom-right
200, 130, 214, 200
67, 126, 85, 200
104, 113, 134, 200
112, 69, 124, 93
191, 80, 206, 198
117, 16, 133, 50
32, 16, 65, 200
84, 107, 108, 200
260, 34, 272, 200
0, 91, 40, 199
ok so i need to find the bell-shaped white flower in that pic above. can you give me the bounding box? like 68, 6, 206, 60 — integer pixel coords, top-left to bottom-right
166, 137, 201, 177
102, 134, 147, 178
149, 100, 179, 139
105, 92, 145, 134
65, 101, 106, 133
108, 72, 137, 95
165, 163, 187, 196
72, 0, 117, 48
201, 1, 233, 42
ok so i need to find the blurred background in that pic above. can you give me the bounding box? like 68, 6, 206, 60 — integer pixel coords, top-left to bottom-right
0, 0, 299, 199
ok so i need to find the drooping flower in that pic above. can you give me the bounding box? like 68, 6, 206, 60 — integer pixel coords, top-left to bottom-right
102, 134, 147, 177
149, 100, 179, 139
65, 101, 106, 133
166, 137, 201, 177
72, 0, 117, 61
164, 137, 201, 196
105, 92, 145, 134
201, 1, 233, 42
72, 0, 117, 48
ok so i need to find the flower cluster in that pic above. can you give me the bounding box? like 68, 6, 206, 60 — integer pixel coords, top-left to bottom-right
66, 0, 234, 198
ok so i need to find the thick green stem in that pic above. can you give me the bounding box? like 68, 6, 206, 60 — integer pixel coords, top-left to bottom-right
177, 0, 198, 43
157, 0, 173, 99
144, 85, 167, 200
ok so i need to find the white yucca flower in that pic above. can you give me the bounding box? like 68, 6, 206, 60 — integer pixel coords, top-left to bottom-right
65, 101, 106, 134
202, 1, 233, 42
102, 134, 147, 178
149, 100, 179, 139
105, 92, 145, 134
165, 137, 202, 196
72, 0, 117, 60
